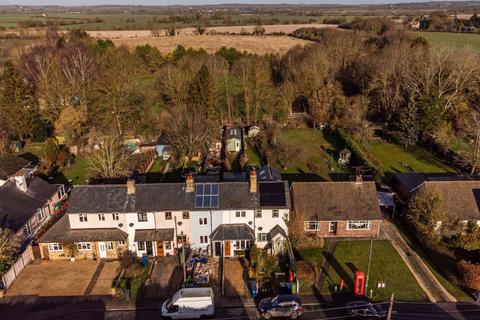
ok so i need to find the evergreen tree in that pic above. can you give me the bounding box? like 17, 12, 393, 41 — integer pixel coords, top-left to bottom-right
398, 99, 419, 147
188, 64, 216, 117
0, 61, 40, 141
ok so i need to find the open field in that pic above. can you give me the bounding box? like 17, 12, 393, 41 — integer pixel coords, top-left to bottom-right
87, 23, 336, 39
321, 240, 427, 302
366, 140, 455, 174
114, 34, 311, 55
416, 31, 480, 51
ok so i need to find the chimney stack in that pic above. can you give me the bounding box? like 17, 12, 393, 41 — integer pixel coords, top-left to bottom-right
127, 179, 136, 195
355, 173, 363, 185
14, 173, 28, 192
249, 169, 257, 193
186, 174, 194, 193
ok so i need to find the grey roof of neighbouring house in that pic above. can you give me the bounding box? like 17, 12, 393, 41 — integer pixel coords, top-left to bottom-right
0, 178, 61, 232
38, 215, 128, 243
224, 128, 242, 140
420, 180, 480, 220
291, 181, 383, 221
210, 223, 254, 241
258, 165, 282, 182
67, 181, 290, 214
134, 228, 174, 242
0, 154, 29, 180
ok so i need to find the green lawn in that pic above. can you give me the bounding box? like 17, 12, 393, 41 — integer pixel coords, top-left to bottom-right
245, 141, 262, 166
366, 141, 454, 174
321, 240, 427, 302
278, 128, 349, 181
62, 156, 90, 185
416, 31, 480, 51
149, 158, 167, 173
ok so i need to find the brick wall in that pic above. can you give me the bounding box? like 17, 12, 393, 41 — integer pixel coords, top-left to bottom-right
41, 241, 126, 260
305, 220, 382, 238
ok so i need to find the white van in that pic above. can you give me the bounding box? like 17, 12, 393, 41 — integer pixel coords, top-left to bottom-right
161, 287, 214, 319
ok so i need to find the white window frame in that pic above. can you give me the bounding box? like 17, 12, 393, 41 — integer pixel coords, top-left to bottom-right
48, 243, 63, 251
37, 208, 46, 222
272, 209, 279, 218
347, 220, 372, 230
165, 241, 172, 250
235, 211, 241, 217
77, 242, 91, 251
305, 221, 320, 231
79, 214, 88, 222
23, 221, 32, 238
118, 240, 126, 246
257, 233, 268, 242
199, 217, 207, 225
183, 211, 190, 219
138, 212, 148, 222
255, 210, 262, 218
235, 240, 250, 250
98, 213, 105, 221
112, 213, 119, 221
329, 221, 337, 232
137, 241, 146, 250
165, 211, 172, 220
200, 236, 209, 244
106, 242, 114, 251
57, 185, 66, 199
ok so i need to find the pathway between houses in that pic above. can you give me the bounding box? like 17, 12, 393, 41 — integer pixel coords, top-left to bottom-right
315, 241, 337, 290
380, 220, 457, 303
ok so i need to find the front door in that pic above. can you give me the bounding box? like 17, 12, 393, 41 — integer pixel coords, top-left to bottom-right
224, 241, 231, 256
146, 241, 153, 256
98, 242, 107, 258
157, 241, 164, 256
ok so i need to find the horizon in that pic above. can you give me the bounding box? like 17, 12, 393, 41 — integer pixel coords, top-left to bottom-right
0, 0, 474, 7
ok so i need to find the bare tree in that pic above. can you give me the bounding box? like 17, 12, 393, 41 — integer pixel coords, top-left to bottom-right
166, 105, 215, 158
89, 136, 129, 179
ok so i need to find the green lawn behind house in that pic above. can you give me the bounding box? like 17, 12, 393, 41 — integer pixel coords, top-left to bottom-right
245, 141, 262, 166
62, 156, 90, 185
321, 240, 427, 302
278, 129, 349, 181
366, 141, 454, 174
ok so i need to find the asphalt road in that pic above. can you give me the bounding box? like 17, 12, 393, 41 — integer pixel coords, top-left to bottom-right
0, 297, 480, 320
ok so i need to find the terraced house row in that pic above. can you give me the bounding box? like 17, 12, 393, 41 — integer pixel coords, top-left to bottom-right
38, 171, 384, 260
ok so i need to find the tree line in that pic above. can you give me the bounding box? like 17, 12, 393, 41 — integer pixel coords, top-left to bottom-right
1, 26, 480, 175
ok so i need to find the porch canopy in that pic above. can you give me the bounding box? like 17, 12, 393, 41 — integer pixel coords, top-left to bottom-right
134, 228, 174, 242
210, 223, 254, 241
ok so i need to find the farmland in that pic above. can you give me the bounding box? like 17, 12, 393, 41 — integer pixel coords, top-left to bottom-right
416, 31, 480, 51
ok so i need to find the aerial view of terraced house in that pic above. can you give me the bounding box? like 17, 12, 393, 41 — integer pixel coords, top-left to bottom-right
39, 170, 290, 260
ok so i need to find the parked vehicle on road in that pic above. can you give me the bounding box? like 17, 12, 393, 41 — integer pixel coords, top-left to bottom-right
161, 287, 214, 319
259, 294, 303, 319
345, 300, 388, 319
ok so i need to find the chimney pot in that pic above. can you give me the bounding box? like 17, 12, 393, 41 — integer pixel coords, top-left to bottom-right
249, 169, 257, 193
127, 179, 136, 195
355, 174, 363, 184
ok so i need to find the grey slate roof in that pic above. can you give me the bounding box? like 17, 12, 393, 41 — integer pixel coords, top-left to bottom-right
210, 223, 254, 241
67, 181, 290, 214
268, 224, 287, 241
291, 181, 383, 221
0, 154, 29, 180
38, 215, 128, 243
224, 128, 242, 140
134, 228, 174, 242
67, 185, 135, 213
258, 165, 282, 182
0, 178, 60, 232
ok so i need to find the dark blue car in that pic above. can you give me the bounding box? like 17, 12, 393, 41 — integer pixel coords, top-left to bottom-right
258, 294, 303, 319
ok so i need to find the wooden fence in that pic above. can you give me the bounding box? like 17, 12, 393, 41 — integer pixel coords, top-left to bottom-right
1, 244, 33, 290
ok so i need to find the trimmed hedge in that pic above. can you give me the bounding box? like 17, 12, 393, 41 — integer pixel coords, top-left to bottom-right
336, 128, 385, 180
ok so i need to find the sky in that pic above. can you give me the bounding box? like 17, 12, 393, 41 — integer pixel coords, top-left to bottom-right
0, 0, 465, 6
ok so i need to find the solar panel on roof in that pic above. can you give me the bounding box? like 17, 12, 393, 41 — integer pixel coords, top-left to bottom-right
259, 182, 286, 207
195, 183, 220, 208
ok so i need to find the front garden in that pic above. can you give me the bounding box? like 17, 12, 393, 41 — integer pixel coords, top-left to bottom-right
113, 251, 152, 300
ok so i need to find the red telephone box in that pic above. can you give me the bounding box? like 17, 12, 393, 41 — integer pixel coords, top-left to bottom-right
354, 271, 365, 296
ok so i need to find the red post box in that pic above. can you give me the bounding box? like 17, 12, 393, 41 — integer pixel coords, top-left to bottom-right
354, 271, 365, 296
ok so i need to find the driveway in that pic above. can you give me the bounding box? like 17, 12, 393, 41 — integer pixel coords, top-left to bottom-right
145, 256, 183, 298
6, 260, 119, 297
223, 258, 248, 297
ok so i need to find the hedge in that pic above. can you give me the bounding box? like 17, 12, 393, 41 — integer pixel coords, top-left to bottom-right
336, 128, 385, 180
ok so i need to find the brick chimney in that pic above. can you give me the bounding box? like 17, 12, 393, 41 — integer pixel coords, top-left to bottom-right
249, 169, 257, 193
355, 173, 363, 185
127, 179, 136, 195
185, 174, 194, 193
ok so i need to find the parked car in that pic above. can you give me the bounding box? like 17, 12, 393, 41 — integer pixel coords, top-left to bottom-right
258, 294, 303, 319
345, 300, 389, 319
161, 287, 214, 319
